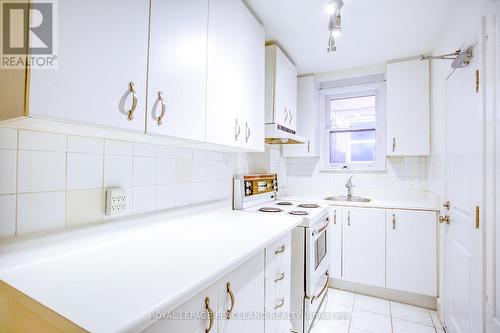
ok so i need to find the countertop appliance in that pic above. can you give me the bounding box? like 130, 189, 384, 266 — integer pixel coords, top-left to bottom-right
233, 174, 330, 333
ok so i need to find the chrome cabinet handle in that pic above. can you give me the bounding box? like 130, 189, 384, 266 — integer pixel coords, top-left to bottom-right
392, 214, 396, 230
205, 297, 214, 333
245, 122, 251, 143
333, 210, 337, 224
226, 282, 235, 319
154, 91, 166, 126
288, 110, 293, 124
275, 245, 285, 255
274, 272, 285, 283
392, 138, 396, 152
235, 119, 241, 141
284, 108, 289, 123
274, 298, 285, 310
307, 140, 310, 153
127, 81, 138, 121
347, 211, 351, 226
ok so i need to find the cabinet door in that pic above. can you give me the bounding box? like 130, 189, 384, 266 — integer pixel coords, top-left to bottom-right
29, 0, 149, 132
146, 0, 208, 141
386, 59, 430, 156
386, 210, 437, 296
239, 13, 265, 152
219, 251, 265, 333
342, 207, 385, 287
273, 47, 297, 131
206, 0, 246, 148
328, 207, 343, 280
144, 284, 218, 333
282, 75, 318, 157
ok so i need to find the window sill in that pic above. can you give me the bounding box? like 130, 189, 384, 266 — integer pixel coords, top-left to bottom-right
319, 167, 387, 174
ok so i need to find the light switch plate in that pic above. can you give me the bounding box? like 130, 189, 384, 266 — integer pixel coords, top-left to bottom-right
105, 188, 127, 216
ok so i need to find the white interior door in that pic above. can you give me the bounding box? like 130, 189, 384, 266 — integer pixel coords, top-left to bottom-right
443, 39, 484, 333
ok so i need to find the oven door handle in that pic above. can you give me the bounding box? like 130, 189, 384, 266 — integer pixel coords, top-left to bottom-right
307, 271, 329, 303
312, 219, 330, 236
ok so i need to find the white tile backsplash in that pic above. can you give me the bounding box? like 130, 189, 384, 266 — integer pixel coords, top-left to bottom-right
0, 150, 17, 195
133, 157, 157, 186
66, 189, 103, 226
67, 153, 104, 190
0, 128, 17, 149
18, 151, 66, 193
0, 194, 16, 237
19, 130, 66, 152
132, 185, 156, 214
17, 191, 65, 234
104, 155, 133, 187
67, 136, 104, 154
2, 129, 234, 238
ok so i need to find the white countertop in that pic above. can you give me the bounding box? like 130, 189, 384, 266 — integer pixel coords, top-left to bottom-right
0, 201, 300, 333
279, 189, 439, 212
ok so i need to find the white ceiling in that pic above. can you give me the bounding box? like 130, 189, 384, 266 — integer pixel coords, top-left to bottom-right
246, 0, 457, 74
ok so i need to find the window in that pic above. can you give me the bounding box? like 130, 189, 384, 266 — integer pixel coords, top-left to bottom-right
321, 82, 385, 170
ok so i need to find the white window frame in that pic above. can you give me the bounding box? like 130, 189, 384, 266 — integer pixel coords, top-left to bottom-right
320, 81, 386, 171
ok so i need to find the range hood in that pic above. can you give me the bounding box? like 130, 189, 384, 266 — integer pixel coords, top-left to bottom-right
265, 123, 306, 144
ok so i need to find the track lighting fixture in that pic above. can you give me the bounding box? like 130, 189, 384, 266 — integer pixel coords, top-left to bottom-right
327, 0, 343, 52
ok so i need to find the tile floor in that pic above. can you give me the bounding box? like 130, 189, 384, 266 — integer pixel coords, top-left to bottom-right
310, 289, 445, 333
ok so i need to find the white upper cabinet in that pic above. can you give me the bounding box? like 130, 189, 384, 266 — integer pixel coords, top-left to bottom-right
206, 0, 265, 151
265, 45, 298, 132
146, 0, 208, 141
282, 75, 318, 157
342, 207, 386, 288
28, 0, 149, 132
386, 209, 437, 296
386, 59, 430, 156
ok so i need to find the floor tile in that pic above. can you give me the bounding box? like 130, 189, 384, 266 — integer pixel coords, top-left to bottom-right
390, 301, 433, 327
323, 302, 352, 327
392, 318, 436, 333
329, 288, 356, 307
310, 320, 349, 333
350, 309, 392, 333
354, 294, 390, 316
430, 311, 443, 329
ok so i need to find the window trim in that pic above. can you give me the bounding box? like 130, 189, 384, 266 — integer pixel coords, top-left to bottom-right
319, 82, 386, 171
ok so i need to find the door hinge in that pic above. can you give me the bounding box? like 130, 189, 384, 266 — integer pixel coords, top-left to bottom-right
475, 205, 480, 229
476, 70, 480, 93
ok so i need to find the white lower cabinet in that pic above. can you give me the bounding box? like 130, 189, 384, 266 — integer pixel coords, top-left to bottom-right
265, 234, 292, 333
386, 209, 437, 296
331, 206, 438, 297
342, 207, 386, 287
329, 207, 342, 280
145, 233, 293, 333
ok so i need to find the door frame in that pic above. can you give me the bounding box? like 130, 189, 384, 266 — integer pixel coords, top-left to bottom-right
485, 5, 500, 333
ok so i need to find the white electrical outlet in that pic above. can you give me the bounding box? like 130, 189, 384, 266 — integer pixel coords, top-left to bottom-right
105, 188, 127, 216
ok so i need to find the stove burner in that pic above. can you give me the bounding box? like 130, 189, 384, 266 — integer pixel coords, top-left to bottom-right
259, 207, 283, 213
298, 203, 320, 209
289, 210, 309, 216
276, 202, 293, 206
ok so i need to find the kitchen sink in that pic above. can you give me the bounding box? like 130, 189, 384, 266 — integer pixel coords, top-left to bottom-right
324, 196, 371, 203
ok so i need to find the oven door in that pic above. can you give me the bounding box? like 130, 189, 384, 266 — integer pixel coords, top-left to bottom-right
305, 214, 330, 298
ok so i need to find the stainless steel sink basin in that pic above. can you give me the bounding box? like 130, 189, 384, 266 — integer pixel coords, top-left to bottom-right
324, 196, 371, 203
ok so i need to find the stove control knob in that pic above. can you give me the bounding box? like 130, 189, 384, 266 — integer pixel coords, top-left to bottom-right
246, 189, 251, 195
245, 181, 251, 187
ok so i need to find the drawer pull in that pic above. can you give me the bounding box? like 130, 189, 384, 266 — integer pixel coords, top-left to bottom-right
333, 210, 337, 224
392, 214, 396, 230
127, 81, 138, 121
274, 272, 285, 283
205, 297, 214, 333
226, 282, 235, 319
274, 298, 285, 310
275, 245, 286, 255
309, 271, 329, 304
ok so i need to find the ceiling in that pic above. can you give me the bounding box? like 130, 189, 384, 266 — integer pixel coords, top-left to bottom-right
246, 0, 457, 74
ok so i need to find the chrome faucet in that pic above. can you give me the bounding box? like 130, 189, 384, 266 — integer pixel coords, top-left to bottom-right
345, 176, 354, 199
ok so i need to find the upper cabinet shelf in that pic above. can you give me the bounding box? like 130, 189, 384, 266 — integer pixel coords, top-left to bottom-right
0, 0, 265, 153
386, 59, 430, 156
